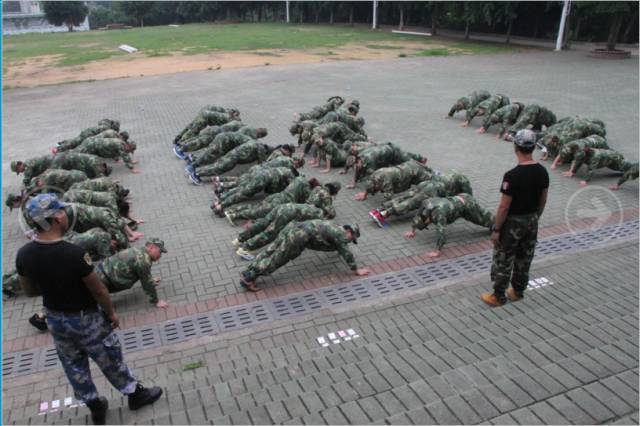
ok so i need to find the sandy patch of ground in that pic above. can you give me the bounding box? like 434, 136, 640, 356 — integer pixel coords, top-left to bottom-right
3, 41, 439, 88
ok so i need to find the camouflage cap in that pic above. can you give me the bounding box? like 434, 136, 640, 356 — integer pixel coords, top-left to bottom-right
10, 161, 22, 173
293, 155, 305, 167
146, 237, 167, 253
324, 181, 341, 195
5, 193, 22, 210
343, 224, 360, 244
126, 140, 137, 151
25, 193, 68, 222
514, 129, 537, 150
119, 131, 129, 140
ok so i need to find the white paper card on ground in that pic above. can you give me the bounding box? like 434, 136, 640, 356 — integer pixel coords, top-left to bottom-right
118, 44, 138, 53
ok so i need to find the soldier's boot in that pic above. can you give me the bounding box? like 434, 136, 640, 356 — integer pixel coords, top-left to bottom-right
225, 211, 236, 226
240, 271, 261, 292
128, 383, 162, 410
86, 397, 108, 425
29, 313, 48, 331
236, 247, 255, 261
506, 288, 523, 302
480, 293, 505, 307
369, 209, 387, 228
231, 238, 241, 248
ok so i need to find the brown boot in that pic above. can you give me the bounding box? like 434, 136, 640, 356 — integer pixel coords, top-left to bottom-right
507, 288, 523, 302
480, 293, 505, 307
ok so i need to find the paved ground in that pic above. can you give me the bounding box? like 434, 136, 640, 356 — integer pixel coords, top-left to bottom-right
2, 48, 639, 424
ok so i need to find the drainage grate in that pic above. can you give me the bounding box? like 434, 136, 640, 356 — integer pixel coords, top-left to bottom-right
3, 219, 637, 379
215, 303, 272, 332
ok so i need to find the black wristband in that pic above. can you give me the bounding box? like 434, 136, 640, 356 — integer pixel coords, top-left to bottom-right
490, 224, 500, 233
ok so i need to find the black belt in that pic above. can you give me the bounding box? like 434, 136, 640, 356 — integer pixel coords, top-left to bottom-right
46, 306, 99, 316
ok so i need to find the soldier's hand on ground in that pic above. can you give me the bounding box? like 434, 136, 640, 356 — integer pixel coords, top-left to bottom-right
355, 268, 371, 276
476, 128, 486, 134
156, 300, 169, 308
320, 169, 330, 174
51, 147, 58, 154
461, 121, 469, 127
354, 192, 367, 201
339, 170, 347, 175
562, 171, 573, 177
153, 277, 161, 285
243, 220, 253, 230
136, 219, 145, 224
609, 184, 620, 191
131, 169, 141, 174
403, 230, 416, 239
132, 160, 139, 165
550, 164, 557, 170
491, 231, 501, 248
426, 251, 440, 258
580, 180, 588, 186
109, 312, 120, 329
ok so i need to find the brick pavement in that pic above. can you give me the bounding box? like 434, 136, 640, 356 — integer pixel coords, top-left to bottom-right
2, 237, 637, 424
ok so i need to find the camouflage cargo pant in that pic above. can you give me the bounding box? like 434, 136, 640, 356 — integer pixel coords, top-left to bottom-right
490, 213, 539, 302
241, 211, 323, 251
244, 227, 308, 280
2, 271, 20, 295
46, 309, 137, 403
191, 144, 224, 168
178, 135, 213, 152
196, 153, 244, 178
228, 200, 279, 222
461, 198, 495, 228
382, 190, 429, 217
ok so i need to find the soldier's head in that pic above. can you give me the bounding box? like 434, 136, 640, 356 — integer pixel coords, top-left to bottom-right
119, 131, 130, 141
124, 140, 136, 153
324, 182, 341, 196
308, 177, 320, 188
280, 144, 295, 156
454, 101, 465, 111
476, 107, 487, 117
343, 224, 360, 244
5, 193, 23, 211
293, 156, 305, 169
355, 117, 365, 128
327, 96, 344, 105
145, 237, 167, 261
229, 109, 241, 120
102, 163, 113, 176
314, 135, 325, 147
25, 193, 70, 235
117, 200, 131, 217
513, 129, 536, 155
99, 119, 120, 131
288, 122, 301, 136
255, 128, 268, 139
346, 101, 360, 115
10, 161, 25, 174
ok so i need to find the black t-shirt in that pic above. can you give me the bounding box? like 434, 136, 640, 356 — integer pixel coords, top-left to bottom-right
500, 163, 549, 216
16, 240, 96, 311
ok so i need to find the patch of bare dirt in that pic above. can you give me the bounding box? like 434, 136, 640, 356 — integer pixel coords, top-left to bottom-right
3, 41, 439, 88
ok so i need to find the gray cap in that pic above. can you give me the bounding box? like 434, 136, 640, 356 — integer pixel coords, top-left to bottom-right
514, 129, 536, 149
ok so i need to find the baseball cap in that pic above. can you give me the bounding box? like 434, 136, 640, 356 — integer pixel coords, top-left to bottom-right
5, 193, 22, 210
146, 237, 167, 253
343, 224, 360, 244
25, 193, 68, 222
514, 129, 537, 149
10, 161, 22, 173
324, 182, 341, 195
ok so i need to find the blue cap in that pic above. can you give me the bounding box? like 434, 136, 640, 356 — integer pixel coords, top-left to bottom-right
25, 193, 68, 222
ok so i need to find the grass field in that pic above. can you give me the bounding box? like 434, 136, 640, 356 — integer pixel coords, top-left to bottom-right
3, 22, 522, 67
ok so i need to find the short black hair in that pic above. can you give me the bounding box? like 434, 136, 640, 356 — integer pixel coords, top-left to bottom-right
515, 144, 535, 154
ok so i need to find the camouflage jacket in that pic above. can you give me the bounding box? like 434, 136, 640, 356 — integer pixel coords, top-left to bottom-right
247, 156, 295, 174
225, 141, 272, 164
482, 102, 524, 132
76, 138, 134, 169
509, 104, 557, 134
237, 167, 296, 194
448, 90, 491, 116
100, 247, 158, 304
318, 111, 366, 136
541, 117, 606, 157
357, 143, 406, 181
51, 152, 107, 178
415, 172, 473, 196
212, 131, 254, 154
364, 160, 433, 199
64, 189, 119, 213
297, 98, 343, 122
257, 203, 325, 231
22, 155, 54, 186
558, 135, 609, 163
413, 194, 470, 250
65, 227, 113, 260
69, 177, 128, 199
317, 139, 348, 166
72, 203, 128, 248
180, 111, 236, 142
466, 94, 510, 122
313, 122, 368, 144
27, 169, 88, 193
573, 149, 626, 181
618, 163, 639, 186
306, 186, 336, 219
57, 123, 117, 152
284, 219, 358, 270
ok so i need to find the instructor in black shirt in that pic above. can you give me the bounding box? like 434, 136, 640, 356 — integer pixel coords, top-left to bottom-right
16, 194, 161, 425
481, 129, 549, 306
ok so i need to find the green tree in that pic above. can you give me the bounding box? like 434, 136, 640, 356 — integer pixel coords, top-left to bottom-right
117, 1, 156, 27
41, 1, 88, 32
575, 1, 634, 50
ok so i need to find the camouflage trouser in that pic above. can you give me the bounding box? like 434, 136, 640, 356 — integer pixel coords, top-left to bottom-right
490, 214, 539, 302
2, 271, 21, 295
508, 108, 542, 133
46, 309, 137, 403
104, 216, 129, 249
228, 200, 278, 221
244, 228, 308, 280
238, 217, 270, 243
382, 191, 429, 217
191, 145, 224, 168
196, 153, 245, 178
219, 181, 266, 208
461, 199, 495, 228
179, 135, 212, 152
242, 212, 322, 251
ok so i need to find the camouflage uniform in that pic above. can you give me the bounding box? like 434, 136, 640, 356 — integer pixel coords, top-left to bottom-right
96, 247, 160, 304
490, 213, 539, 300
315, 139, 349, 167
448, 90, 491, 117
2, 270, 21, 296
75, 138, 135, 169
312, 121, 368, 145
69, 178, 129, 200
557, 135, 609, 165
305, 185, 338, 219
51, 152, 111, 179
178, 121, 246, 152
56, 119, 120, 152
63, 189, 120, 214
27, 169, 89, 193
226, 177, 316, 221
238, 203, 325, 251
412, 194, 494, 250
65, 228, 115, 260
176, 111, 238, 143
356, 143, 423, 182
190, 131, 255, 168
296, 96, 344, 122
507, 104, 557, 134
572, 148, 634, 182
216, 156, 298, 188
58, 129, 121, 153
71, 203, 129, 249
317, 111, 366, 136
481, 102, 525, 133
11, 155, 54, 187
362, 160, 433, 199
466, 94, 510, 122
45, 309, 138, 403
380, 172, 472, 217
617, 162, 639, 187
540, 117, 606, 158
218, 167, 296, 208
242, 220, 359, 281
194, 142, 272, 179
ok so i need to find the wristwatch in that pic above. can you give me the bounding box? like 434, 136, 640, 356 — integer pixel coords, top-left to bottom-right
490, 224, 500, 233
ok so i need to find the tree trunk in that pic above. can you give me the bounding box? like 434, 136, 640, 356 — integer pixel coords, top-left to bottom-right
398, 5, 404, 30
430, 3, 438, 36
258, 5, 262, 22
606, 14, 624, 51
299, 3, 304, 23
622, 16, 635, 43
562, 13, 571, 49
329, 4, 334, 24
505, 18, 513, 44
405, 5, 411, 26
533, 12, 541, 38
226, 6, 231, 20
574, 17, 582, 41
349, 4, 354, 25
67, 23, 74, 32
140, 16, 144, 28
464, 20, 470, 40
314, 2, 320, 24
